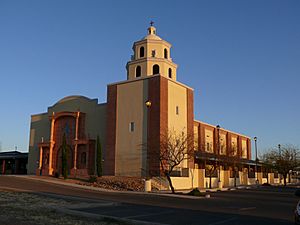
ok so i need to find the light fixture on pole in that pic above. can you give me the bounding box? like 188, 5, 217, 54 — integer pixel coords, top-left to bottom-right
254, 136, 258, 185
278, 144, 282, 184
216, 125, 221, 183
145, 100, 152, 179
145, 100, 152, 108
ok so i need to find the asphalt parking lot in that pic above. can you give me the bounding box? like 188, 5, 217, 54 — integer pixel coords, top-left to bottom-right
0, 176, 298, 225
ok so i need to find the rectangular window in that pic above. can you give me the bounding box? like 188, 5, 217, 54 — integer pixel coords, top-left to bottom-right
176, 106, 179, 115
129, 122, 135, 132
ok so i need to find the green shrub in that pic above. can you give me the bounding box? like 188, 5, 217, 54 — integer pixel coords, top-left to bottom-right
187, 188, 204, 196
88, 175, 97, 183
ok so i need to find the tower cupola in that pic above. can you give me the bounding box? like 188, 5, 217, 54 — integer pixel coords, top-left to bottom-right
126, 23, 178, 81
148, 25, 156, 35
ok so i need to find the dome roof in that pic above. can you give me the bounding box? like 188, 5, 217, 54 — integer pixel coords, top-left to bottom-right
142, 34, 162, 40
56, 95, 92, 104
142, 26, 162, 41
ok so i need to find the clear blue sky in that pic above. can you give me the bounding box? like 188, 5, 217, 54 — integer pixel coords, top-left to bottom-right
0, 0, 299, 158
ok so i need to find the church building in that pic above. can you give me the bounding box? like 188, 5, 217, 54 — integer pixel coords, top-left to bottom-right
28, 25, 257, 188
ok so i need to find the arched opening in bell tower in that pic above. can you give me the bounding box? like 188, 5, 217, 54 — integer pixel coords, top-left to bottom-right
139, 47, 144, 58
136, 66, 141, 77
153, 64, 160, 75
164, 48, 168, 59
168, 68, 172, 78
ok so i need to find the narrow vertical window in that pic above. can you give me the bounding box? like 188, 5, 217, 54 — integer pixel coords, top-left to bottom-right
176, 106, 179, 115
153, 64, 159, 75
168, 68, 172, 78
139, 47, 144, 58
129, 122, 135, 132
164, 48, 168, 59
207, 143, 210, 152
136, 66, 141, 77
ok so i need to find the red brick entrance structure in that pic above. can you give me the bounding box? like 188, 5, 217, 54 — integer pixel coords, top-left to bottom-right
37, 111, 95, 177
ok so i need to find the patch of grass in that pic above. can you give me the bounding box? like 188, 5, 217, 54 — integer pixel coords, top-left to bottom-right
0, 191, 121, 225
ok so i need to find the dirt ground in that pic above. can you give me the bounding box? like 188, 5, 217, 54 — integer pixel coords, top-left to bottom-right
0, 191, 125, 225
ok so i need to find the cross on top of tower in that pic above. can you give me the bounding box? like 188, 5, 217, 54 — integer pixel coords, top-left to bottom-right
150, 21, 154, 26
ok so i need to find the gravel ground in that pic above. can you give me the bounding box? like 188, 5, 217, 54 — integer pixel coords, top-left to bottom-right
78, 176, 145, 192
0, 191, 124, 225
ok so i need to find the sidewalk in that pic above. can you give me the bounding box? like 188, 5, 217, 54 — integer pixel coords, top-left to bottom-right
11, 175, 209, 200
10, 175, 264, 199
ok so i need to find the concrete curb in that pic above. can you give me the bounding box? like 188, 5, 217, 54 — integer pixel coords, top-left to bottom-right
13, 175, 261, 200
12, 175, 206, 200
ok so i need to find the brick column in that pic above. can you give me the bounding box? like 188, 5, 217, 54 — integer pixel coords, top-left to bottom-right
187, 88, 194, 168
104, 85, 117, 175
148, 76, 168, 176
237, 136, 242, 158
247, 138, 251, 160
2, 160, 5, 174
199, 123, 205, 152
73, 111, 80, 172
39, 146, 43, 173
48, 112, 55, 175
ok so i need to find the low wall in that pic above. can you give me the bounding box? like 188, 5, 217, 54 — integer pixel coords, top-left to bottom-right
205, 177, 219, 188
248, 178, 256, 185
229, 178, 240, 187
170, 168, 200, 190
168, 170, 298, 191
262, 178, 268, 184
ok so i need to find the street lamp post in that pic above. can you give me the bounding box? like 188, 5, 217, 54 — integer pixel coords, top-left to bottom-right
216, 125, 221, 184
145, 100, 152, 177
254, 137, 258, 185
278, 144, 281, 183
144, 100, 152, 192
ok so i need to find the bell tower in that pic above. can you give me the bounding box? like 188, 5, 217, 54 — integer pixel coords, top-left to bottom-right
126, 23, 178, 81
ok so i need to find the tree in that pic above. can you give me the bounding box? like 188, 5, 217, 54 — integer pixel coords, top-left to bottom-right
260, 154, 274, 184
263, 144, 300, 186
61, 133, 68, 179
158, 130, 194, 193
205, 161, 219, 189
96, 135, 102, 177
226, 145, 240, 187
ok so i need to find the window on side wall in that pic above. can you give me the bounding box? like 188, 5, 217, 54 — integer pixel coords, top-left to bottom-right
129, 122, 135, 132
176, 106, 179, 115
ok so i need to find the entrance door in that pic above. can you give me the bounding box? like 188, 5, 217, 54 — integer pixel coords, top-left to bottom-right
56, 146, 73, 175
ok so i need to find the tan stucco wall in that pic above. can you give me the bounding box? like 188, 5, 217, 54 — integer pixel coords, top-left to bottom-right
167, 80, 188, 168
170, 168, 200, 190
115, 80, 148, 176
223, 170, 230, 187
28, 113, 50, 174
28, 96, 107, 175
48, 97, 107, 144
167, 81, 187, 132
